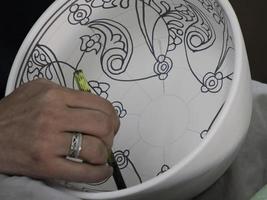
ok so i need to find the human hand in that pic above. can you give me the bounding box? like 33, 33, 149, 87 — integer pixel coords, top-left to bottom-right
0, 79, 120, 183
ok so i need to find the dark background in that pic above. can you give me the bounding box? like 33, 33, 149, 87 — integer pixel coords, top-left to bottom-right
229, 0, 267, 83
0, 0, 267, 98
0, 0, 55, 98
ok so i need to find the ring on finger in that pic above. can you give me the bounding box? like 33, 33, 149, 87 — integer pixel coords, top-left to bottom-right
66, 132, 83, 162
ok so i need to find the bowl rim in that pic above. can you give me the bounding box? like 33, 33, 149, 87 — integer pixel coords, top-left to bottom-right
5, 0, 247, 198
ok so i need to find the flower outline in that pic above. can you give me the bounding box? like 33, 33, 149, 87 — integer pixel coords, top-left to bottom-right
68, 3, 92, 25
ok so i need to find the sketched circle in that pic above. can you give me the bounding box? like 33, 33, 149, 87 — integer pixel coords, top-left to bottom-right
154, 55, 173, 80
200, 130, 209, 139
201, 72, 223, 93
68, 4, 91, 25
102, 49, 127, 75
114, 150, 129, 169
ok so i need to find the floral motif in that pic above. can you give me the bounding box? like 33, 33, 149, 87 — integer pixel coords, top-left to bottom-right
68, 4, 91, 25
201, 72, 224, 93
153, 55, 173, 80
80, 34, 102, 54
86, 0, 129, 9
112, 101, 127, 118
89, 80, 110, 99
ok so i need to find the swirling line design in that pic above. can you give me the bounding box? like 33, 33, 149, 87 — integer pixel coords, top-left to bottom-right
184, 1, 216, 53
91, 20, 132, 76
21, 44, 66, 86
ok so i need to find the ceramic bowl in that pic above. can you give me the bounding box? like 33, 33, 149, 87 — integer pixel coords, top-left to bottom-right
6, 0, 252, 199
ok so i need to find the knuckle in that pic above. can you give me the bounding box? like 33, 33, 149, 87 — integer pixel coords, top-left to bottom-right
34, 107, 54, 131
42, 87, 60, 102
31, 138, 50, 163
97, 97, 114, 114
105, 99, 114, 110
27, 78, 46, 87
27, 115, 55, 164
33, 78, 55, 87
99, 115, 114, 137
106, 100, 117, 116
33, 78, 48, 84
35, 85, 64, 106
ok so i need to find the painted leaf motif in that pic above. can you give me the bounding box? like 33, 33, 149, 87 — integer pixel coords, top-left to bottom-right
88, 19, 133, 79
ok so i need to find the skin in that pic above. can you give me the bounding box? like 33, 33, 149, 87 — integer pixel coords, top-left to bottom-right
0, 79, 120, 183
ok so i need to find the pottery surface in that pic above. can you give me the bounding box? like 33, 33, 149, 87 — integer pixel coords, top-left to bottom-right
6, 0, 252, 199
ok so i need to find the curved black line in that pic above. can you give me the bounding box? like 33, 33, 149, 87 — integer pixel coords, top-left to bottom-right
107, 74, 158, 82
152, 14, 169, 57
50, 60, 76, 71
75, 51, 86, 70
136, 0, 155, 57
39, 45, 67, 86
128, 159, 142, 183
215, 18, 233, 72
184, 37, 202, 85
184, 0, 216, 52
208, 103, 224, 130
223, 72, 233, 80
24, 44, 67, 86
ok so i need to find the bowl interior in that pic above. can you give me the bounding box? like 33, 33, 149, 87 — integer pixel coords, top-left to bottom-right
7, 0, 235, 192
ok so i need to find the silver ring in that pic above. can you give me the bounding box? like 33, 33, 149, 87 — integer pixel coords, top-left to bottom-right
68, 133, 83, 159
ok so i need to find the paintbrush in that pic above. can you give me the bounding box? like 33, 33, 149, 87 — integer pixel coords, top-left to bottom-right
73, 69, 127, 190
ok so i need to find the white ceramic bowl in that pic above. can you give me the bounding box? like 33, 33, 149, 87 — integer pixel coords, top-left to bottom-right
6, 0, 252, 199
